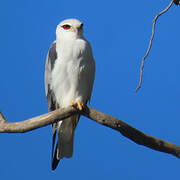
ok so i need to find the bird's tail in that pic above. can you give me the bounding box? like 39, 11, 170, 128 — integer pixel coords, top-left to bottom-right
51, 115, 79, 170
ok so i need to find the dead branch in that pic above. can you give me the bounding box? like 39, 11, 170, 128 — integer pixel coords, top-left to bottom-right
174, 0, 180, 5
0, 106, 180, 159
136, 0, 175, 92
0, 107, 77, 133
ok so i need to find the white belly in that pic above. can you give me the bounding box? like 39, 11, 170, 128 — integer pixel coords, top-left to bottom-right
51, 57, 93, 108
51, 38, 95, 108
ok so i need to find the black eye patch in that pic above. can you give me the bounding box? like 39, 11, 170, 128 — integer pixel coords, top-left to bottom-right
62, 24, 71, 30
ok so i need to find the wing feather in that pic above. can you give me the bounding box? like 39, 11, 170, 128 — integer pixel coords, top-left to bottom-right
45, 41, 57, 100
44, 41, 59, 168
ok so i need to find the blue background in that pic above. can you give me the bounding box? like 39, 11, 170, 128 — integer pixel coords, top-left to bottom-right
0, 0, 180, 179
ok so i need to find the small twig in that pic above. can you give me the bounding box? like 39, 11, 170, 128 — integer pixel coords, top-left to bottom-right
0, 112, 7, 123
136, 0, 174, 92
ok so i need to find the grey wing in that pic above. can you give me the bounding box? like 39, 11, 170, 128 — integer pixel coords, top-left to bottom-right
86, 42, 96, 103
88, 57, 95, 103
45, 40, 57, 111
44, 41, 59, 167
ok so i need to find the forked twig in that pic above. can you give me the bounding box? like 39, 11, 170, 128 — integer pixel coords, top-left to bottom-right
0, 112, 6, 123
136, 0, 174, 92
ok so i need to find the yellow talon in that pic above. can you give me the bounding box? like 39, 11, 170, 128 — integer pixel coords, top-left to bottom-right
71, 101, 75, 106
77, 100, 84, 111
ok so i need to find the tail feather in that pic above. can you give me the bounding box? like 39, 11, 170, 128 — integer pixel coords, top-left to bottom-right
51, 115, 79, 170
52, 143, 60, 170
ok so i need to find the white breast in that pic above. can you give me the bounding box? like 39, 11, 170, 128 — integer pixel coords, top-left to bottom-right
51, 38, 95, 108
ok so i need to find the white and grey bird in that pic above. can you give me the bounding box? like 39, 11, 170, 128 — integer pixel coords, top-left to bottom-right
45, 18, 95, 170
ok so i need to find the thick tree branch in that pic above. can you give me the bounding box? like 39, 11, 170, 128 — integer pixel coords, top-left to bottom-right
0, 107, 77, 133
0, 106, 180, 159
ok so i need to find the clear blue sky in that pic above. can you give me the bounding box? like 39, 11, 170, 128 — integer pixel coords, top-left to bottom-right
0, 0, 180, 179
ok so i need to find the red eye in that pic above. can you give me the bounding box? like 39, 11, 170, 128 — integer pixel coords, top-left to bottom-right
62, 24, 71, 30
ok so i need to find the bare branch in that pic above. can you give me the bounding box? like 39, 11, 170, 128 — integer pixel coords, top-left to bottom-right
0, 106, 77, 133
0, 112, 7, 123
82, 106, 180, 159
174, 0, 180, 5
0, 105, 180, 159
136, 0, 174, 92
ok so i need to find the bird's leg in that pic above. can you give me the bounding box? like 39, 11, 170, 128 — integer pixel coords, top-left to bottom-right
71, 100, 84, 111
76, 100, 84, 111
71, 101, 76, 108
71, 101, 75, 106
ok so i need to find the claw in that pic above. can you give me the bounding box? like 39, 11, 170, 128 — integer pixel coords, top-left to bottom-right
71, 101, 75, 106
71, 100, 84, 110
77, 100, 84, 111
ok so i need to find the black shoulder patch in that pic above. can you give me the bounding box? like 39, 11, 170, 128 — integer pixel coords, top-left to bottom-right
47, 84, 58, 111
49, 42, 57, 70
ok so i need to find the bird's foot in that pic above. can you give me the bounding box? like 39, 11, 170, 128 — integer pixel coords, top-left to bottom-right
77, 100, 84, 111
71, 101, 75, 106
71, 100, 84, 111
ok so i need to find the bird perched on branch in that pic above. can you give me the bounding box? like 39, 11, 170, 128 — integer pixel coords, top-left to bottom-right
45, 18, 95, 170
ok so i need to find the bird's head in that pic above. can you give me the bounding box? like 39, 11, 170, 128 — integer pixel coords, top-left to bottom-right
56, 19, 84, 40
